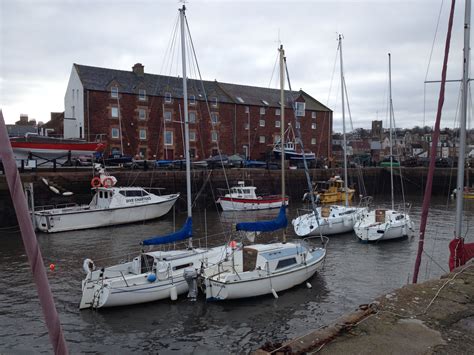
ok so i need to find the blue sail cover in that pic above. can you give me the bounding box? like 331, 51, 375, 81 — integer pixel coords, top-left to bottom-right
236, 205, 287, 232
142, 217, 192, 246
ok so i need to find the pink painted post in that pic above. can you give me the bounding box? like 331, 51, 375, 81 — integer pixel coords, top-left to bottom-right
0, 111, 68, 354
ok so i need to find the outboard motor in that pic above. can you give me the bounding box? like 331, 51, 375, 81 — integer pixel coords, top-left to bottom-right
183, 267, 198, 301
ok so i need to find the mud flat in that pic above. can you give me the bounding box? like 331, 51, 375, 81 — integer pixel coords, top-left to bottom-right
255, 261, 474, 354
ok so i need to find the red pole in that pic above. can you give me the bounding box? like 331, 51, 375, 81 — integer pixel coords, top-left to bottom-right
0, 111, 68, 354
412, 0, 456, 284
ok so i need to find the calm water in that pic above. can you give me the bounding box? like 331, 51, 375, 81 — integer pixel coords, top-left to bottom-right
0, 195, 472, 353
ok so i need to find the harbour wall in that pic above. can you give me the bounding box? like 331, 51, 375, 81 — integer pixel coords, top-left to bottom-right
0, 167, 469, 227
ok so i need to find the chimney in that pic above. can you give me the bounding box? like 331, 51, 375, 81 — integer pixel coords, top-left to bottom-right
132, 63, 144, 76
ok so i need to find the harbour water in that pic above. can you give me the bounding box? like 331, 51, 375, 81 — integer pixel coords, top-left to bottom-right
0, 195, 472, 353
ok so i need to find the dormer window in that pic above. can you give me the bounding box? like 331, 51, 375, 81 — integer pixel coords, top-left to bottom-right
295, 102, 305, 116
165, 92, 172, 103
111, 86, 118, 98
189, 95, 196, 105
236, 96, 245, 103
139, 89, 146, 101
210, 96, 218, 107
260, 107, 265, 115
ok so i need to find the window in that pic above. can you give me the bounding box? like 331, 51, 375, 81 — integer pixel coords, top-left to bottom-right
139, 129, 147, 140
139, 148, 147, 158
276, 257, 297, 269
245, 106, 249, 113
211, 113, 219, 124
275, 108, 281, 116
236, 96, 245, 103
189, 131, 196, 141
261, 100, 269, 106
311, 138, 316, 145
274, 135, 281, 143
72, 106, 75, 118
259, 135, 266, 143
139, 108, 146, 120
275, 120, 281, 128
165, 130, 173, 145
295, 102, 305, 116
190, 148, 196, 159
111, 86, 118, 98
111, 127, 120, 139
165, 92, 172, 103
311, 122, 317, 129
260, 107, 265, 115
259, 119, 265, 127
139, 89, 146, 101
189, 112, 196, 123
312, 112, 316, 119
111, 106, 119, 118
164, 111, 172, 122
210, 96, 218, 107
245, 122, 249, 130
189, 95, 196, 105
211, 131, 218, 142
296, 122, 301, 129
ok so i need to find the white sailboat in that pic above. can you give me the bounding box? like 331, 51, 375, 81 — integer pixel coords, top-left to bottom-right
353, 53, 414, 242
292, 35, 367, 237
201, 45, 327, 301
79, 5, 227, 309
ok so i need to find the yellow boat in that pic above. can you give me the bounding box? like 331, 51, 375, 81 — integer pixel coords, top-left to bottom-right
304, 175, 355, 204
463, 187, 474, 199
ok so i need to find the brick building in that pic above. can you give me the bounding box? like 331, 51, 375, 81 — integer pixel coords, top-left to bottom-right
64, 63, 332, 160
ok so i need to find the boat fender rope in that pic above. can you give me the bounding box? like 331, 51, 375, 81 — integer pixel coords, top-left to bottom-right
91, 177, 101, 188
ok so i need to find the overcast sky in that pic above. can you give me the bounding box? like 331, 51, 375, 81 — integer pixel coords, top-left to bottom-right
0, 0, 471, 132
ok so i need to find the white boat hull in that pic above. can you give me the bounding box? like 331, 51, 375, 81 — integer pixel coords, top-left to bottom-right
35, 195, 178, 233
204, 247, 326, 300
218, 198, 288, 211
292, 206, 367, 236
353, 209, 415, 242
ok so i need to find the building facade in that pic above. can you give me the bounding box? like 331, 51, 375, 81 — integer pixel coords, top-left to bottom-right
64, 63, 332, 160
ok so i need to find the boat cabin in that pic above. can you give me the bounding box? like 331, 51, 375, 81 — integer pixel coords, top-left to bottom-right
90, 187, 153, 208
225, 181, 258, 199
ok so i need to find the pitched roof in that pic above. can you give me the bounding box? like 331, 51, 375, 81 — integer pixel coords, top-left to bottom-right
73, 64, 331, 112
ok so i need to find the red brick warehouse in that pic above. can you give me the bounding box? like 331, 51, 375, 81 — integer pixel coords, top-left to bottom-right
63, 63, 333, 161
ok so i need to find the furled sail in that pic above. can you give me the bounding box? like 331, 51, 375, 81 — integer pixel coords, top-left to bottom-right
142, 217, 192, 246
236, 205, 287, 232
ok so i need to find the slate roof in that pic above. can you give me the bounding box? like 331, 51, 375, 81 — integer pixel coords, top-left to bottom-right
74, 64, 331, 112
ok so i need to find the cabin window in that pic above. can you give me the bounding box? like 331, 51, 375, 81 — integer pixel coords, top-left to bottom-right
189, 111, 196, 123
275, 120, 281, 128
111, 86, 118, 98
99, 191, 103, 198
295, 102, 305, 116
139, 89, 147, 101
141, 254, 155, 273
172, 262, 193, 271
243, 189, 251, 194
276, 257, 297, 269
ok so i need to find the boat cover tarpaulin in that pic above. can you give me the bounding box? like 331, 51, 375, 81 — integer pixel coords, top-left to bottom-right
142, 217, 192, 245
236, 205, 287, 232
449, 237, 474, 271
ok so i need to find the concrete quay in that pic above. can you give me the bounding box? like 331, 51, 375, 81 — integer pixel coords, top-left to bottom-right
256, 261, 474, 354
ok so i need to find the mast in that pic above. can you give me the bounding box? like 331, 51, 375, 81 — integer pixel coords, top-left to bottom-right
180, 5, 192, 247
388, 53, 395, 210
338, 34, 349, 207
280, 44, 286, 243
455, 0, 471, 237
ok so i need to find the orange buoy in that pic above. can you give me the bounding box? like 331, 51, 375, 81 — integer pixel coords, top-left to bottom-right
229, 240, 238, 249
91, 177, 101, 188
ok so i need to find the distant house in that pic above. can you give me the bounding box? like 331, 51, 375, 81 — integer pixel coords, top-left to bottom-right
6, 114, 38, 137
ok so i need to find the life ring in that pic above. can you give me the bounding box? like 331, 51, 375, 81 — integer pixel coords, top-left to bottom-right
91, 177, 101, 188
102, 177, 114, 188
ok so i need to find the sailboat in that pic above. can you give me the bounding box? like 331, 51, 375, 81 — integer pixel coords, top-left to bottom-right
79, 5, 227, 309
353, 53, 414, 242
292, 35, 367, 237
200, 45, 327, 301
